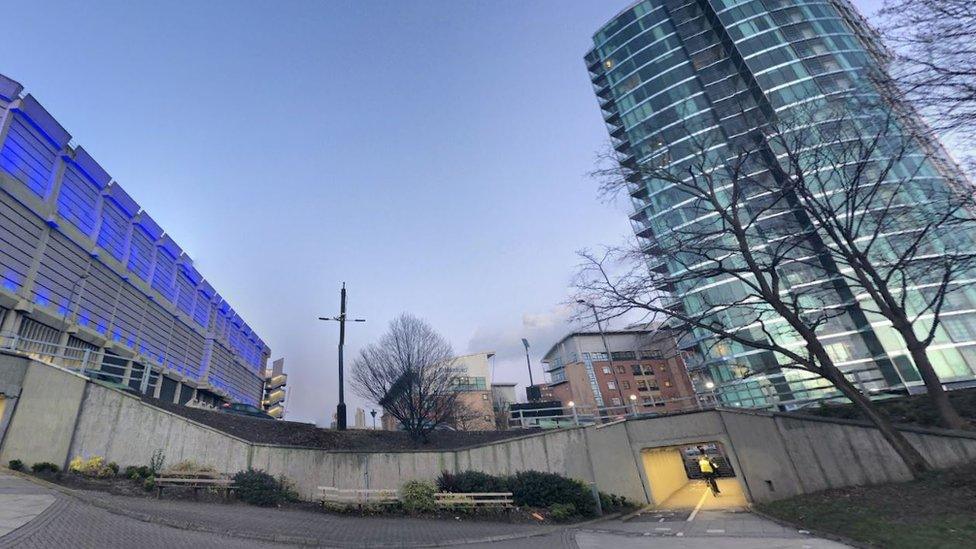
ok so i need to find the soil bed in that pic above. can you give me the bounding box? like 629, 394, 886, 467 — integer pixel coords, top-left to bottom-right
28, 470, 584, 523
140, 394, 541, 451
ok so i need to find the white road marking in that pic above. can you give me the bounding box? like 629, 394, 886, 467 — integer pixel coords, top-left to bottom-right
654, 527, 671, 532
706, 529, 726, 533
686, 486, 710, 522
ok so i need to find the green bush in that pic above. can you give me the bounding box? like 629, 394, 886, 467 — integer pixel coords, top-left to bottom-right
233, 469, 289, 507
143, 477, 156, 492
8, 459, 24, 472
125, 465, 152, 480
599, 491, 632, 513
106, 462, 119, 476
400, 480, 437, 513
510, 471, 596, 516
31, 462, 60, 474
437, 470, 509, 493
549, 502, 577, 522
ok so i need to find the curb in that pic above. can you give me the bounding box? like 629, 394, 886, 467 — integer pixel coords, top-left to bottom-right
749, 505, 869, 549
2, 469, 617, 547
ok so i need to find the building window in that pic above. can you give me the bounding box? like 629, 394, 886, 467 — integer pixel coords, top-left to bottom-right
622, 381, 631, 389
602, 366, 611, 374
637, 380, 648, 391
632, 365, 642, 375
611, 397, 622, 406
615, 365, 626, 374
608, 381, 617, 390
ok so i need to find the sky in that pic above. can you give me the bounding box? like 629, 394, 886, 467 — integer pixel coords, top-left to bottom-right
2, 0, 885, 426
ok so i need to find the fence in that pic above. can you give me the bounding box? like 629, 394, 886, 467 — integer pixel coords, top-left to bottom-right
508, 365, 906, 430
0, 331, 156, 394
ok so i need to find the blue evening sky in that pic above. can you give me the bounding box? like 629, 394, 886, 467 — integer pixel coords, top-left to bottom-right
3, 0, 884, 425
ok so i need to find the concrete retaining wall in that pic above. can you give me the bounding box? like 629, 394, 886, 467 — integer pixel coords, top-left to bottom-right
0, 358, 87, 469
2, 358, 976, 505
69, 381, 251, 474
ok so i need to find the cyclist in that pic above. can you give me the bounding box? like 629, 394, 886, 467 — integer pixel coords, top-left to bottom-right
697, 447, 721, 496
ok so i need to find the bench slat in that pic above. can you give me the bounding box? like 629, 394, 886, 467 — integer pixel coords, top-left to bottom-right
156, 478, 232, 484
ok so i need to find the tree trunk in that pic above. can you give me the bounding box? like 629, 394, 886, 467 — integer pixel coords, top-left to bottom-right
900, 335, 970, 430
829, 369, 930, 476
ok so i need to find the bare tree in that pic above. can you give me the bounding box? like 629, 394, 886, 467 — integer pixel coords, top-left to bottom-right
879, 0, 976, 139
767, 98, 976, 429
581, 120, 931, 473
351, 314, 469, 442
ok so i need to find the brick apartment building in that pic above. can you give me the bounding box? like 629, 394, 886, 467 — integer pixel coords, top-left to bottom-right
542, 327, 695, 413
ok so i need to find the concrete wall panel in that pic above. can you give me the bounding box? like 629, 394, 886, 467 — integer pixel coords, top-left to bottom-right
0, 361, 86, 468
717, 411, 805, 501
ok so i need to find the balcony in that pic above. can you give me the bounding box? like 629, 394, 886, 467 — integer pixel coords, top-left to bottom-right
264, 374, 287, 390
263, 388, 285, 406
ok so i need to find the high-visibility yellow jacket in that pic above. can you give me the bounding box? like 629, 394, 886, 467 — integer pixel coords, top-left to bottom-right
698, 457, 714, 474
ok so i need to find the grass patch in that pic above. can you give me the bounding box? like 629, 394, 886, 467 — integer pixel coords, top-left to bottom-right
757, 465, 976, 548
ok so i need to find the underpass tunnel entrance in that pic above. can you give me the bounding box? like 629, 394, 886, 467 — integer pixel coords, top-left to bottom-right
640, 442, 748, 510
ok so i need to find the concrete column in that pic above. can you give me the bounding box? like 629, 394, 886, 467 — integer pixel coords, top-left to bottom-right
18, 229, 51, 303
0, 98, 16, 152
41, 151, 69, 219
120, 358, 134, 386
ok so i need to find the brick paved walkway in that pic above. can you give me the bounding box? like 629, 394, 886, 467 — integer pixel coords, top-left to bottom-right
0, 472, 847, 548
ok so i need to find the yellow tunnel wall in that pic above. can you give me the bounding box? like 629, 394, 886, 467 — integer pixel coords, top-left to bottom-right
641, 447, 688, 505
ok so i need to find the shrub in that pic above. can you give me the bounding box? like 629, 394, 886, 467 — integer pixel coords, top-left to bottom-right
31, 462, 60, 474
509, 471, 596, 516
163, 460, 219, 478
69, 455, 111, 477
143, 477, 156, 492
599, 492, 632, 513
149, 449, 165, 476
8, 459, 24, 472
233, 469, 289, 507
106, 462, 119, 475
400, 480, 437, 513
548, 502, 576, 522
437, 470, 509, 493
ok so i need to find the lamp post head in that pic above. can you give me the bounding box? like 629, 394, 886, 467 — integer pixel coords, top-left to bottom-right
568, 401, 575, 407
521, 338, 529, 350
705, 381, 715, 389
629, 394, 637, 401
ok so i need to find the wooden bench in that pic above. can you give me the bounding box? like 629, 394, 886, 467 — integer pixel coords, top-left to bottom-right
155, 473, 235, 499
318, 486, 399, 506
435, 492, 514, 508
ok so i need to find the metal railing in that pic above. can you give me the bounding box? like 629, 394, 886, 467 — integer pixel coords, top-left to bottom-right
508, 364, 912, 430
508, 394, 709, 429
0, 331, 155, 394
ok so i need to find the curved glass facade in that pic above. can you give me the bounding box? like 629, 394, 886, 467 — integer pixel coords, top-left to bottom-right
587, 0, 976, 408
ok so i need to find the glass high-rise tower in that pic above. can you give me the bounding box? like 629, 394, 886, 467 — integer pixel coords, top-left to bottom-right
586, 0, 976, 408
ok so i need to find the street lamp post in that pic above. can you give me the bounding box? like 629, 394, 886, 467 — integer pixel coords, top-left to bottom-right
520, 338, 535, 400
577, 300, 626, 413
370, 408, 377, 429
318, 283, 366, 431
